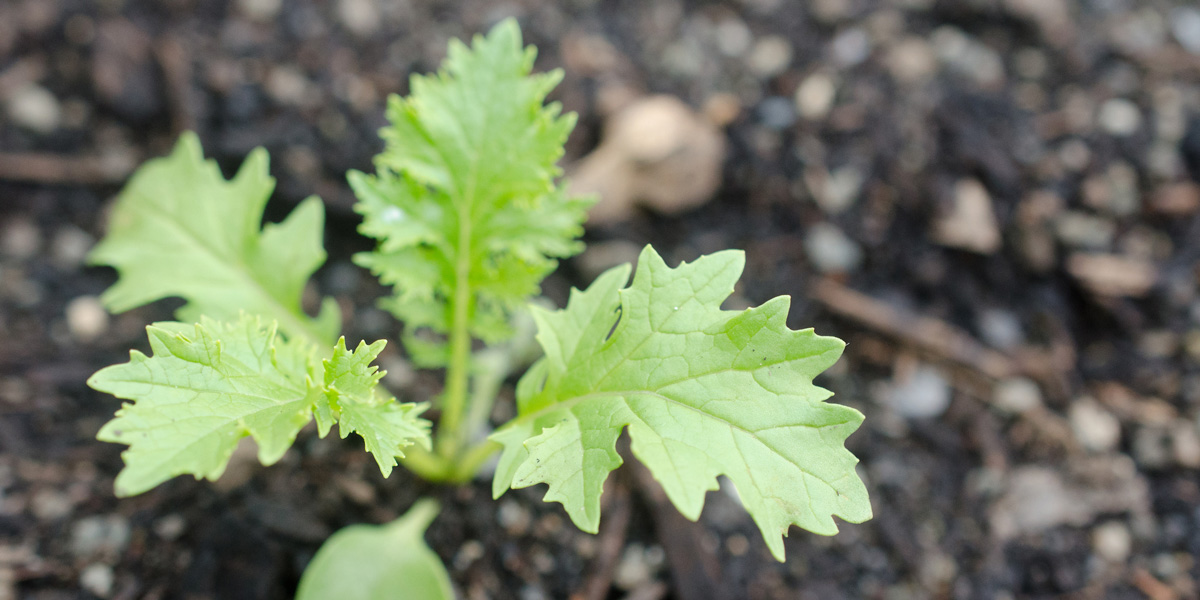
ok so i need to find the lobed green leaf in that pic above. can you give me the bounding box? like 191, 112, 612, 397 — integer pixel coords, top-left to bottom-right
89, 315, 430, 496
88, 132, 340, 345
491, 246, 872, 561
352, 18, 591, 359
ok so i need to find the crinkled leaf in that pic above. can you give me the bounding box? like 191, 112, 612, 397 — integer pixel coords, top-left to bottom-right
491, 246, 871, 561
88, 132, 340, 345
352, 18, 590, 357
89, 315, 322, 496
296, 500, 452, 600
90, 316, 432, 496
323, 338, 432, 477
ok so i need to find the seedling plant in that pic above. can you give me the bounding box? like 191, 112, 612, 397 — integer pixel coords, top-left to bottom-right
86, 20, 871, 598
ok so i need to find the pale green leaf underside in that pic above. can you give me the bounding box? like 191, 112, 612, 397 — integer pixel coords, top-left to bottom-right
491, 246, 871, 561
353, 18, 590, 356
296, 499, 452, 600
88, 132, 340, 345
89, 315, 430, 496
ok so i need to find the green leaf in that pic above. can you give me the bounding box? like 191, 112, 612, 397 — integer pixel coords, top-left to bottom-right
296, 499, 453, 600
492, 246, 871, 561
352, 18, 590, 354
89, 315, 323, 496
88, 132, 340, 345
323, 338, 432, 477
89, 315, 432, 496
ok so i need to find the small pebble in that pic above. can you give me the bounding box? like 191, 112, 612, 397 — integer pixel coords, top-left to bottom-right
497, 499, 531, 536
811, 0, 851, 24
715, 18, 752, 57
1058, 139, 1092, 172
886, 37, 937, 84
747, 36, 792, 78
30, 489, 73, 521
153, 514, 186, 541
813, 167, 863, 215
1098, 98, 1142, 136
66, 296, 109, 342
453, 540, 485, 570
830, 28, 871, 67
6, 84, 62, 133
1092, 521, 1132, 562
757, 96, 795, 130
992, 377, 1042, 415
1170, 7, 1200, 54
337, 0, 380, 36
2, 219, 42, 260
795, 73, 837, 120
1171, 421, 1200, 468
51, 226, 94, 269
519, 585, 547, 600
978, 309, 1024, 351
1132, 426, 1172, 469
236, 0, 282, 21
79, 564, 114, 598
71, 515, 130, 560
1069, 398, 1121, 452
725, 534, 750, 556
265, 66, 311, 107
1055, 211, 1116, 250
886, 365, 951, 419
614, 543, 661, 590
805, 222, 862, 274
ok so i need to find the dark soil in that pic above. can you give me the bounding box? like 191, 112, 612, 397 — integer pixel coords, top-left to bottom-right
3, 1, 1200, 599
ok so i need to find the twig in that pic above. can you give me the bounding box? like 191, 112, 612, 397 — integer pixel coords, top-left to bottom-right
812, 278, 1017, 379
575, 475, 633, 600
629, 459, 721, 600
1131, 567, 1178, 600
0, 152, 133, 185
155, 34, 197, 135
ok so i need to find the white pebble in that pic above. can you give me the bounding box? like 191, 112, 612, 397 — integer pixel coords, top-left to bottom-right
805, 222, 862, 274
1092, 521, 1132, 563
795, 73, 837, 120
7, 84, 62, 134
886, 365, 951, 419
1098, 98, 1142, 136
747, 36, 793, 77
66, 296, 109, 342
237, 0, 281, 21
80, 563, 114, 598
338, 0, 380, 37
992, 378, 1041, 415
1069, 398, 1121, 452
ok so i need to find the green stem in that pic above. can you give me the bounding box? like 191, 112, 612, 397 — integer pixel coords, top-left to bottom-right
436, 210, 474, 460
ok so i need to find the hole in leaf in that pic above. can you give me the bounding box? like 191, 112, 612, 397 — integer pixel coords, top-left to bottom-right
605, 305, 623, 341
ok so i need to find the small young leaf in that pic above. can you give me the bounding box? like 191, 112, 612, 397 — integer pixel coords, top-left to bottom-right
492, 246, 871, 561
323, 338, 432, 476
89, 315, 322, 496
88, 132, 340, 345
352, 18, 590, 356
296, 499, 452, 600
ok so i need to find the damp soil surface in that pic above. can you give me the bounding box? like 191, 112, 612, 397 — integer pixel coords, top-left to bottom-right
3, 1, 1200, 599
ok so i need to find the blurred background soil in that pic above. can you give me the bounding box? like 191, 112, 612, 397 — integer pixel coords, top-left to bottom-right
2, 0, 1200, 598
